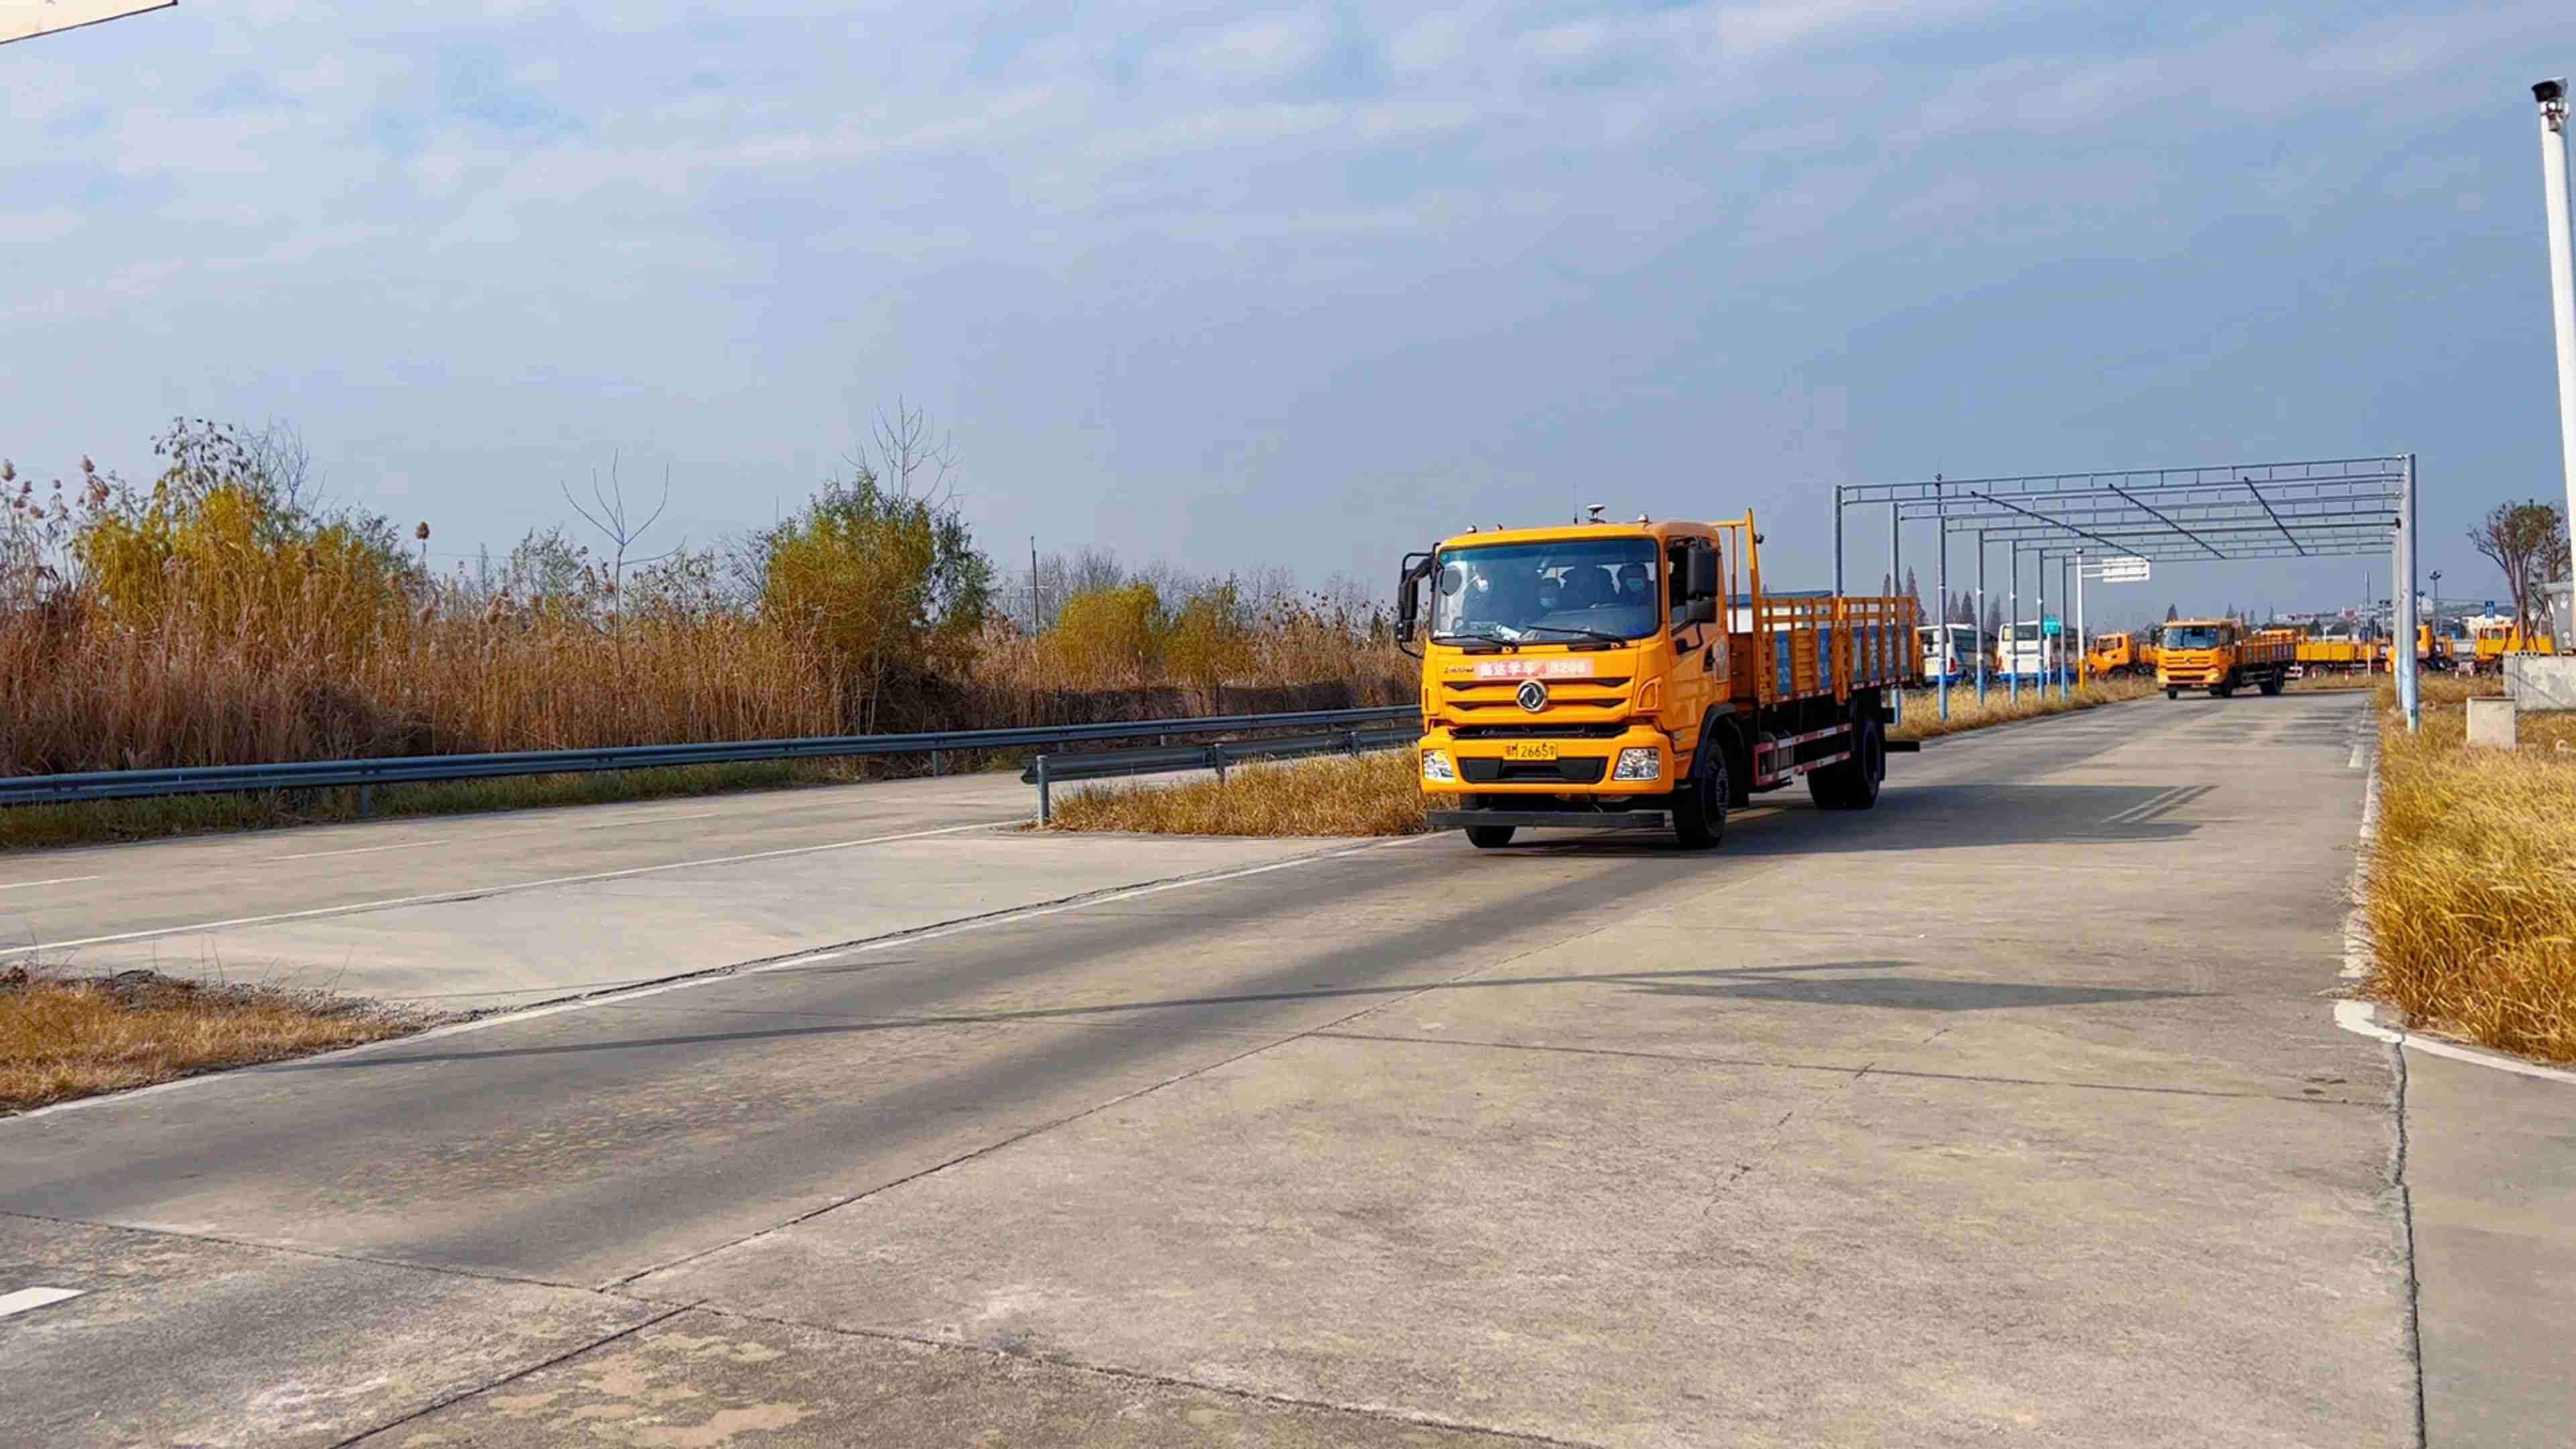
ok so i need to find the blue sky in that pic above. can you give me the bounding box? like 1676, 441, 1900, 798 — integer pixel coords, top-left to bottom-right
4, 1, 2569, 626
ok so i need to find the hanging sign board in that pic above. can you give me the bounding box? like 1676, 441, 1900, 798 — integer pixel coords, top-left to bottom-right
2098, 556, 2151, 584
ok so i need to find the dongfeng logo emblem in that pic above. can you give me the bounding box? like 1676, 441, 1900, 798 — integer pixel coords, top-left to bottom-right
1516, 679, 1550, 712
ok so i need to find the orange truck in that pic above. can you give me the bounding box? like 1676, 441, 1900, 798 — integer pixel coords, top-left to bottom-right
2157, 619, 2294, 698
2083, 633, 2154, 678
1397, 511, 1919, 850
2469, 623, 2557, 674
2293, 636, 2371, 676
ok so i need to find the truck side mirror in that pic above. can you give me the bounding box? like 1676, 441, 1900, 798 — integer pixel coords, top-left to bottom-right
1683, 596, 1716, 626
1395, 552, 1433, 649
1684, 544, 1718, 602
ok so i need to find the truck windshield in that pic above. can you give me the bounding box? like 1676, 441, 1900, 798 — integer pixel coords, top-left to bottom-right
2163, 625, 2221, 649
1432, 538, 1661, 643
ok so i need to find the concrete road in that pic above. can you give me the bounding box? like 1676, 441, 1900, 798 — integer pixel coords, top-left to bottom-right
0, 770, 1340, 1012
1, 694, 2429, 1446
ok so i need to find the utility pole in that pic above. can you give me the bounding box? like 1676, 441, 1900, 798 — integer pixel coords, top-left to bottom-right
2008, 542, 2021, 704
1889, 503, 1902, 726
1029, 535, 1042, 631
1975, 531, 1988, 704
1935, 482, 1949, 721
2538, 80, 2576, 626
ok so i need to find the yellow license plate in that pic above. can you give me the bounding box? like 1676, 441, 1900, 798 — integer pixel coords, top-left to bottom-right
1501, 742, 1559, 761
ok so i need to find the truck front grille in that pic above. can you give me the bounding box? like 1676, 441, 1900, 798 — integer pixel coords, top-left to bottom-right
1449, 723, 1627, 740
1460, 757, 1608, 785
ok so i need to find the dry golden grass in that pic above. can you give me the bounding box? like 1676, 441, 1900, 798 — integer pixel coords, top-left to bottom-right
2365, 705, 2576, 1065
1890, 675, 2158, 741
0, 968, 427, 1113
1046, 747, 1429, 837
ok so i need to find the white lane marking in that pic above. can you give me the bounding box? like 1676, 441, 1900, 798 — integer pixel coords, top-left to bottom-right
1, 820, 1013, 959
265, 839, 451, 863
0, 1287, 86, 1318
3, 834, 1424, 1121
576, 810, 722, 831
2347, 743, 2367, 769
0, 875, 102, 892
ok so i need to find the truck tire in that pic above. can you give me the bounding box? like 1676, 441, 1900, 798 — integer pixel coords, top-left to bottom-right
2258, 671, 2283, 696
1464, 824, 1515, 849
1674, 742, 1729, 850
1809, 714, 1884, 812
2165, 686, 2180, 700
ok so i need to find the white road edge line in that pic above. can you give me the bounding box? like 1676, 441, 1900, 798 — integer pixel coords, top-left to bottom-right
1, 820, 1010, 959
1, 834, 1436, 1122
264, 839, 453, 863
0, 1287, 86, 1318
0, 875, 103, 892
2332, 714, 2576, 1086
576, 810, 722, 830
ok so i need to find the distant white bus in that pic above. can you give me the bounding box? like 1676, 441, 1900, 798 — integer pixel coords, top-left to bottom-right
1917, 623, 1990, 681
1994, 620, 2065, 680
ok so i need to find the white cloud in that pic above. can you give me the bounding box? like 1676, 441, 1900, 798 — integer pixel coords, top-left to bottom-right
3, 0, 2569, 596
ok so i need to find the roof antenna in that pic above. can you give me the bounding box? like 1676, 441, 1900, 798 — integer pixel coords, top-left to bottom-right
1586, 503, 1605, 524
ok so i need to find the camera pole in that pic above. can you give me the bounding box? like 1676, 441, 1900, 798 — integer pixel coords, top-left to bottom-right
2538, 79, 2576, 623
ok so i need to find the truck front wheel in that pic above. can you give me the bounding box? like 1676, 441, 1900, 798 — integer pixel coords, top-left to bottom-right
1674, 745, 1729, 850
1465, 824, 1516, 849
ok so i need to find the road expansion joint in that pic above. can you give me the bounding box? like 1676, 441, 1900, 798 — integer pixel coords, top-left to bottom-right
589, 1297, 1609, 1448
2385, 1038, 2428, 1449
329, 1299, 702, 1448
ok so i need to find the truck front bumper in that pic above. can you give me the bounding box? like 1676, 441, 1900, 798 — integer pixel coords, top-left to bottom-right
1427, 808, 1673, 831
1415, 723, 1676, 799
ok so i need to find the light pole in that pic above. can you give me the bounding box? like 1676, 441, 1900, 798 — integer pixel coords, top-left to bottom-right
2540, 79, 2576, 634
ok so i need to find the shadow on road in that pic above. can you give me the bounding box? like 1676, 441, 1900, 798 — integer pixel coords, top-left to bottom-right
274, 959, 2198, 1071
1502, 783, 2210, 858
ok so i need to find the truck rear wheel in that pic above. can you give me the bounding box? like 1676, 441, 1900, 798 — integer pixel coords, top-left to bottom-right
1674, 743, 1729, 850
1809, 714, 1884, 812
1464, 824, 1515, 849
2258, 672, 2284, 696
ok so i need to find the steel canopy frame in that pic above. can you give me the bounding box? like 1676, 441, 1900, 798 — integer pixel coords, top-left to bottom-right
1835, 455, 2421, 729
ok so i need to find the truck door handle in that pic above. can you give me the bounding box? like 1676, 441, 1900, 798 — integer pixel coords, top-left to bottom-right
1703, 647, 1715, 669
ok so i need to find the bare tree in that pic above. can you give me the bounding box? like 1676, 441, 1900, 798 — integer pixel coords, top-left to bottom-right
560, 452, 672, 631
2469, 499, 2572, 638
859, 398, 959, 506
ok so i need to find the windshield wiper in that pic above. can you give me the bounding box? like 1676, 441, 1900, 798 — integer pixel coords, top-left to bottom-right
1434, 631, 1519, 651
1522, 625, 1630, 646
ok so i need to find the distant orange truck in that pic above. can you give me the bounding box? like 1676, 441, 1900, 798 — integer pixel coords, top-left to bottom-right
2158, 619, 2294, 698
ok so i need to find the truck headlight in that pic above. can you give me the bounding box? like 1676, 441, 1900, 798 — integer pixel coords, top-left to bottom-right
1421, 749, 1456, 782
1611, 747, 1661, 781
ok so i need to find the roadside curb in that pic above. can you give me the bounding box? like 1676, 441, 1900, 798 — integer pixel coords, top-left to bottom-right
2334, 1000, 2576, 1086
2332, 708, 2576, 1086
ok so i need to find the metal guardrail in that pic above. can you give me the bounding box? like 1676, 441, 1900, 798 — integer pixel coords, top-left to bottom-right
0, 706, 1419, 810
1030, 725, 1417, 823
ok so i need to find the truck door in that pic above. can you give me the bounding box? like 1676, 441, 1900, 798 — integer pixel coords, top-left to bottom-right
1668, 535, 1723, 727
